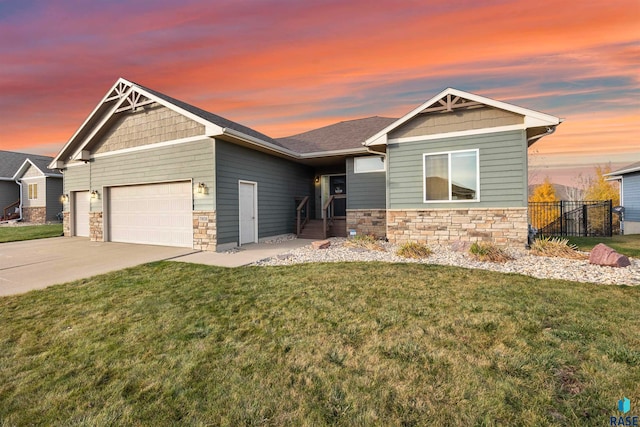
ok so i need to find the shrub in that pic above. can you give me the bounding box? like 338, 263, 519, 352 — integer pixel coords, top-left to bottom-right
344, 234, 384, 251
396, 242, 432, 259
469, 242, 512, 263
530, 236, 586, 259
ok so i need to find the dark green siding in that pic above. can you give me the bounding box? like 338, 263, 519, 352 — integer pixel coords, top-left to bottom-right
216, 140, 313, 244
0, 181, 19, 212
346, 157, 386, 209
388, 130, 528, 209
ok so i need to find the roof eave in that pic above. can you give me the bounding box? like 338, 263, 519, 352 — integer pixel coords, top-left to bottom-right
364, 87, 562, 146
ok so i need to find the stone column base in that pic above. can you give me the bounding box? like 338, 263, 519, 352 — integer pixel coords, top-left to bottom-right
63, 211, 70, 236
193, 211, 216, 251
346, 209, 387, 239
22, 207, 47, 224
89, 212, 103, 242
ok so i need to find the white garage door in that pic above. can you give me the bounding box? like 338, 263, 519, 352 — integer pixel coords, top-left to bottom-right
74, 191, 90, 237
108, 181, 193, 248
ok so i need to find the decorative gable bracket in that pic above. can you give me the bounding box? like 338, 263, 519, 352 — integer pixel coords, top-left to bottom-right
104, 81, 155, 113
421, 94, 482, 114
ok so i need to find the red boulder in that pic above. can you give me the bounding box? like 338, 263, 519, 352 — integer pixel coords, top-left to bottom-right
588, 243, 631, 268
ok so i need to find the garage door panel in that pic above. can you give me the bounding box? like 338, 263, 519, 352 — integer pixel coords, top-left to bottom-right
109, 182, 193, 248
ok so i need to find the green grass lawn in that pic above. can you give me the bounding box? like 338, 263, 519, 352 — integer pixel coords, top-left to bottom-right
0, 223, 63, 243
567, 234, 640, 258
1, 262, 638, 426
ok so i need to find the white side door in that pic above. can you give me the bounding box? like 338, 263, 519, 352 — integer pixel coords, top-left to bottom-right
239, 181, 257, 245
73, 191, 90, 237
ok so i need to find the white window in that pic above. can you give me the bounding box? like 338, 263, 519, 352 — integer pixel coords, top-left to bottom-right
28, 183, 38, 200
423, 149, 479, 202
354, 156, 385, 173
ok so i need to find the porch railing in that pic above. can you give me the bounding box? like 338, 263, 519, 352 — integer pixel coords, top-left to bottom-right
322, 194, 345, 239
2, 200, 20, 221
295, 196, 310, 236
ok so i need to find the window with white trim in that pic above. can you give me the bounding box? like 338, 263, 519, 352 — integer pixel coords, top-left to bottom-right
354, 156, 385, 173
423, 149, 478, 202
28, 183, 38, 200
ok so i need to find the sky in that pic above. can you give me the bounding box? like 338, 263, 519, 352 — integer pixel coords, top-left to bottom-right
1, 0, 638, 185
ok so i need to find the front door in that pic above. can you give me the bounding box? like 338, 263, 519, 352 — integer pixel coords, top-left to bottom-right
321, 174, 346, 218
239, 181, 257, 245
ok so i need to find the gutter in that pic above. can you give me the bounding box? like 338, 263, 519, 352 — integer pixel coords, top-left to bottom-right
527, 126, 556, 144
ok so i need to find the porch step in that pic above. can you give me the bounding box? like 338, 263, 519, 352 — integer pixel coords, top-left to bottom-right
297, 219, 347, 239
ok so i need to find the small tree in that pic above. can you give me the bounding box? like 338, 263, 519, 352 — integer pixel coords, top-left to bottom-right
583, 165, 620, 234
584, 165, 620, 205
529, 177, 559, 230
529, 177, 559, 202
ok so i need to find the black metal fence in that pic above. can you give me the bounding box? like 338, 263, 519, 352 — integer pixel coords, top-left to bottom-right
528, 200, 613, 237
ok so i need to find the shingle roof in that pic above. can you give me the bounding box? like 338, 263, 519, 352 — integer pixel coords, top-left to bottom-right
0, 151, 55, 179
276, 116, 397, 153
135, 82, 286, 148
608, 161, 640, 176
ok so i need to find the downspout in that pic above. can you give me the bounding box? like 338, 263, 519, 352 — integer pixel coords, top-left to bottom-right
364, 145, 389, 241
14, 178, 23, 222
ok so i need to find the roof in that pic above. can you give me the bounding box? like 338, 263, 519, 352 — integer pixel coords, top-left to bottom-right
605, 161, 640, 176
0, 150, 58, 179
137, 82, 283, 148
277, 116, 397, 153
365, 87, 563, 146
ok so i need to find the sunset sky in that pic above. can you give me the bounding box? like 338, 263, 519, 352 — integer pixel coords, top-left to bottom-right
1, 0, 638, 185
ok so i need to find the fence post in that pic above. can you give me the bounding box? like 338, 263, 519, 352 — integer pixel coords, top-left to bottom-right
582, 204, 588, 236
608, 199, 613, 237
559, 200, 564, 236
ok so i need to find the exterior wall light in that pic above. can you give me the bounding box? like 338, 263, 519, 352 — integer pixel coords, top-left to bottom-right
315, 176, 320, 183
60, 194, 69, 203
197, 182, 207, 194
90, 190, 99, 199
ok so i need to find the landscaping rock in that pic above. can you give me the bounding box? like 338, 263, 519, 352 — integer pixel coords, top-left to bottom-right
311, 240, 331, 250
451, 241, 472, 252
589, 243, 631, 268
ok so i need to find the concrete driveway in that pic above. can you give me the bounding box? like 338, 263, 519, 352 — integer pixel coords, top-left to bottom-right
0, 237, 196, 297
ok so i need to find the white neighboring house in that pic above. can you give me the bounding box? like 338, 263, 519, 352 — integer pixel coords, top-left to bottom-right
13, 158, 63, 223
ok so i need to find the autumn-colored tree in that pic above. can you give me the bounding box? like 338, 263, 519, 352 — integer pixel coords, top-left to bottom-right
584, 165, 620, 205
583, 165, 620, 234
529, 177, 559, 202
529, 177, 559, 230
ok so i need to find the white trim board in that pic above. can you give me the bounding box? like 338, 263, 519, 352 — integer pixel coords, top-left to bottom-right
389, 124, 525, 144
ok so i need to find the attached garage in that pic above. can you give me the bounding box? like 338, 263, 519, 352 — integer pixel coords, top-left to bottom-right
73, 191, 90, 237
107, 181, 193, 248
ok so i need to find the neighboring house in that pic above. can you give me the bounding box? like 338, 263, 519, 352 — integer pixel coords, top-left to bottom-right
0, 151, 63, 223
49, 78, 561, 250
605, 161, 640, 234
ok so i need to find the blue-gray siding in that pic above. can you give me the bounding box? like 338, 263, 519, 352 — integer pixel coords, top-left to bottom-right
216, 140, 313, 244
46, 178, 63, 221
387, 130, 528, 209
623, 171, 640, 221
0, 181, 19, 213
346, 157, 386, 209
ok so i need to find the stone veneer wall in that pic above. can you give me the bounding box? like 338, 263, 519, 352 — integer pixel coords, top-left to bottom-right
387, 208, 528, 246
193, 211, 216, 251
22, 207, 47, 224
89, 212, 103, 242
346, 209, 387, 239
63, 211, 70, 236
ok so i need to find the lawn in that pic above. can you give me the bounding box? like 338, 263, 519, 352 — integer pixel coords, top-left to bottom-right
0, 223, 63, 243
0, 262, 638, 426
567, 234, 640, 258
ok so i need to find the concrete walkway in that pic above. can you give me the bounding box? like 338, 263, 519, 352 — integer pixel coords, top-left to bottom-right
0, 237, 314, 296
170, 238, 313, 267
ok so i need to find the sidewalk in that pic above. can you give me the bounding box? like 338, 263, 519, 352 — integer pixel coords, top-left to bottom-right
170, 238, 314, 267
